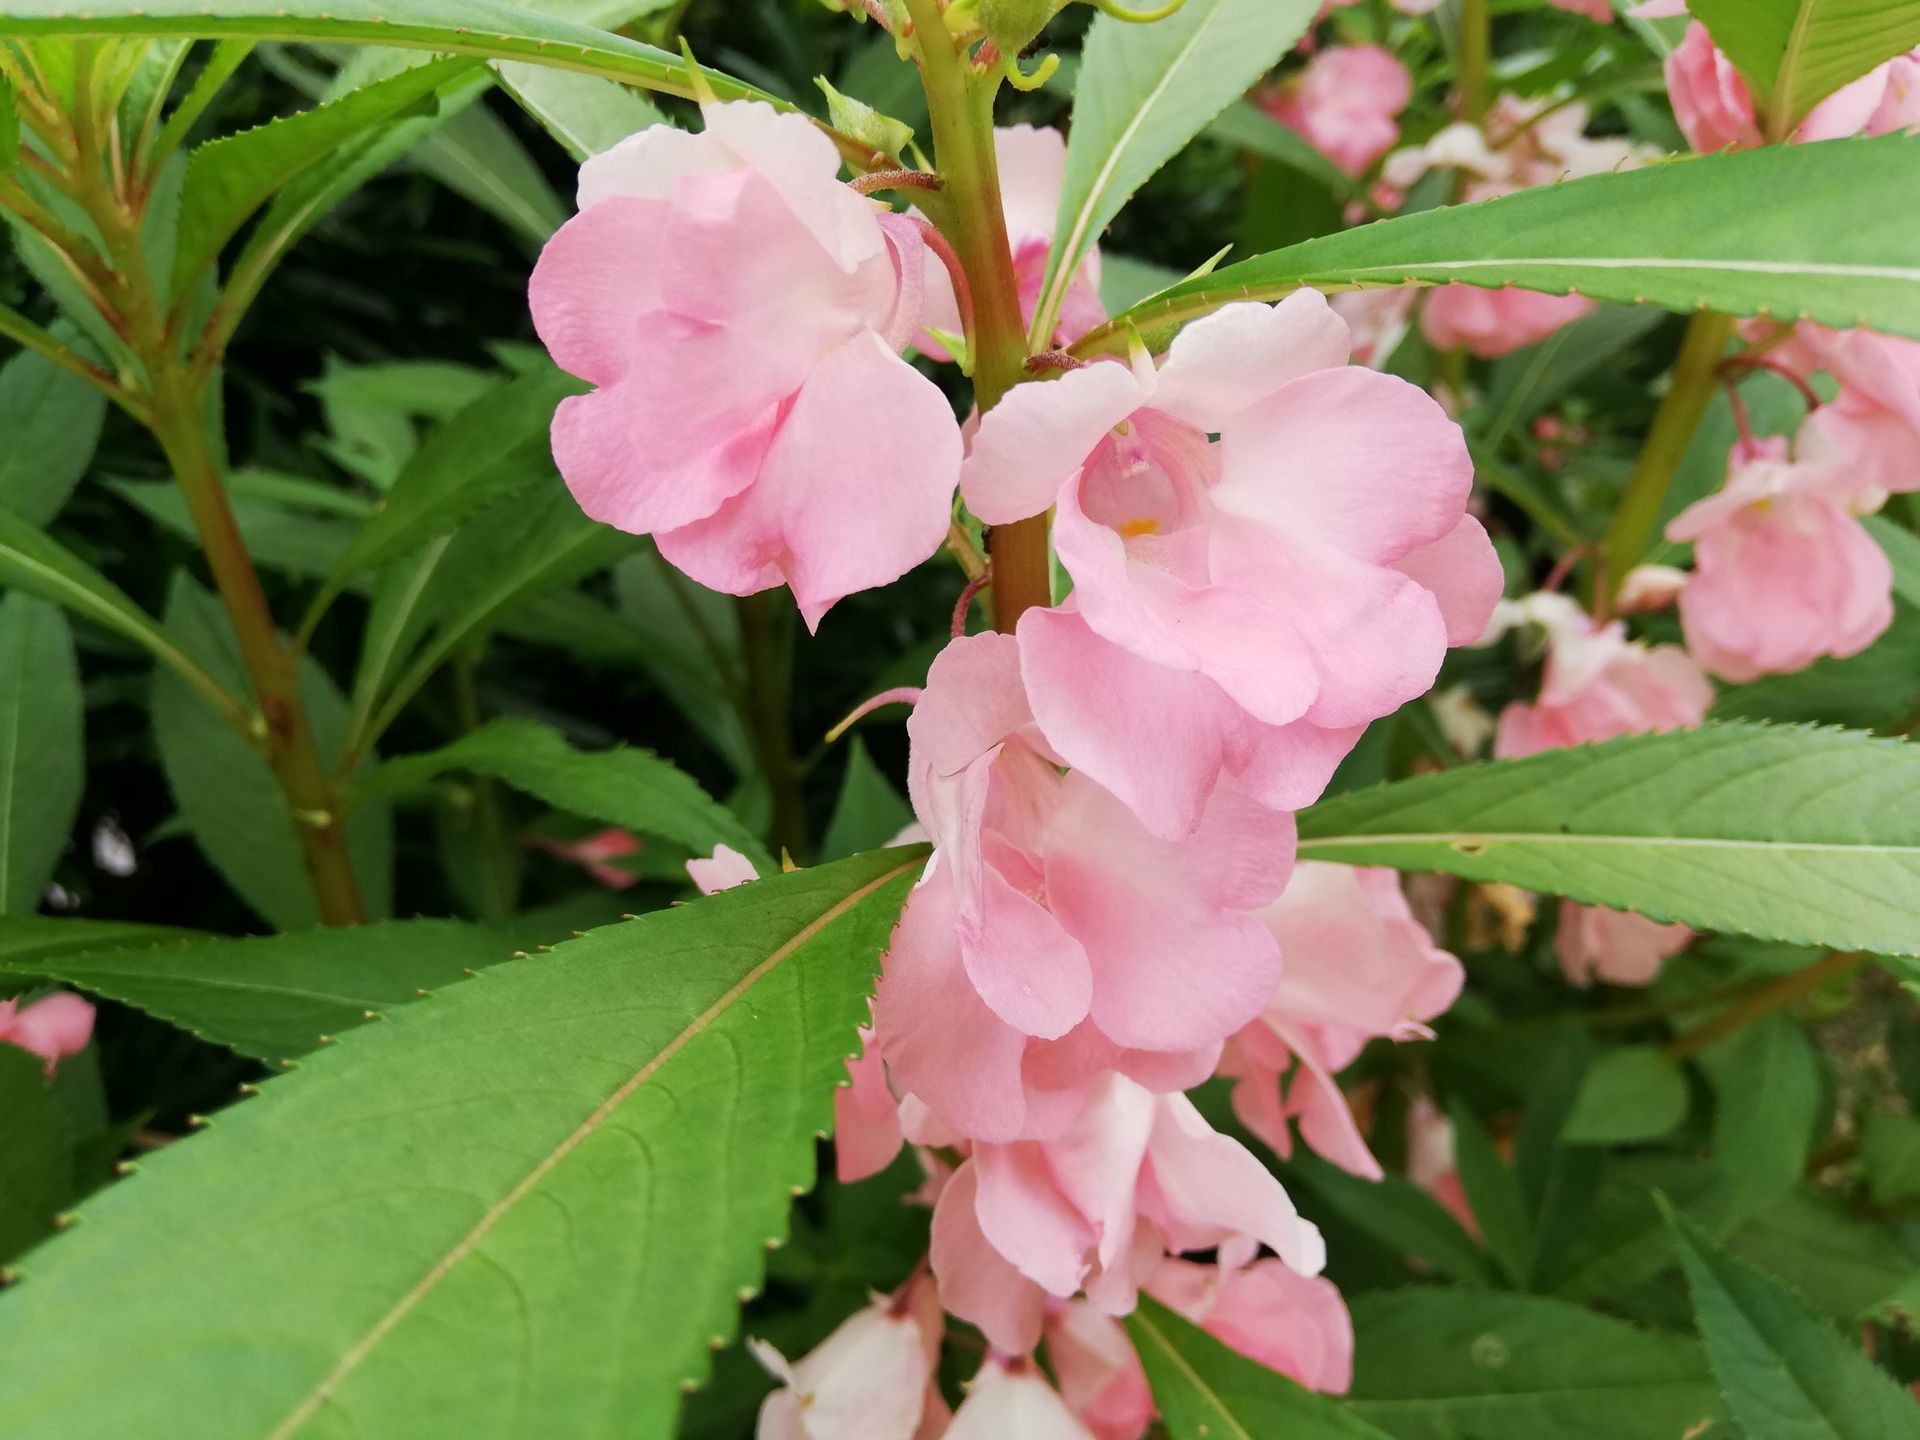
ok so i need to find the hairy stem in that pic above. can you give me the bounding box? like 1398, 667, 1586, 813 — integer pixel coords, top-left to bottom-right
1599, 311, 1735, 606
905, 0, 1049, 633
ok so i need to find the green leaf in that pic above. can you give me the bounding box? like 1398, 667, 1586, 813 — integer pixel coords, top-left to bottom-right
1347, 1288, 1725, 1439
319, 364, 583, 604
0, 342, 106, 526
0, 916, 198, 962
0, 597, 81, 915
1564, 1046, 1689, 1145
1863, 513, 1920, 610
1692, 0, 1920, 137
0, 504, 245, 725
1092, 139, 1920, 354
820, 737, 913, 862
109, 479, 357, 579
410, 97, 568, 251
1126, 1294, 1395, 1440
494, 57, 666, 161
1033, 0, 1318, 346
1665, 1202, 1920, 1439
1295, 724, 1920, 958
1281, 1153, 1499, 1287
1448, 1103, 1533, 1287
0, 72, 18, 176
363, 717, 772, 874
0, 917, 513, 1061
152, 576, 392, 929
172, 54, 468, 292
1700, 1013, 1822, 1222
0, 1, 779, 110
0, 1045, 74, 1264
0, 850, 921, 1438
1861, 1112, 1920, 1205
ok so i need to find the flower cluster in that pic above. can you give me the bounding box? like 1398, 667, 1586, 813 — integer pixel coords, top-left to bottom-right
533, 97, 1497, 1434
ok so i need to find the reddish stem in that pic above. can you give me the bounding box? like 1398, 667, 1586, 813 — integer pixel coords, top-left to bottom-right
952, 573, 992, 637
913, 214, 975, 343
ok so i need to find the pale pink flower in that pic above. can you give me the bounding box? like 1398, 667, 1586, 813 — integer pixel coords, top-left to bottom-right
1219, 863, 1464, 1180
1491, 592, 1713, 756
963, 295, 1498, 839
687, 842, 759, 894
1264, 46, 1413, 178
1044, 1303, 1154, 1440
538, 826, 642, 889
1615, 564, 1688, 615
947, 1357, 1094, 1440
1148, 1250, 1355, 1394
922, 125, 1105, 355
1667, 441, 1894, 680
752, 1281, 942, 1440
1666, 24, 1903, 153
1869, 53, 1920, 135
1547, 0, 1616, 18
1330, 289, 1416, 368
836, 1024, 906, 1184
1404, 1095, 1479, 1237
529, 101, 960, 629
0, 992, 93, 1075
1421, 285, 1595, 360
929, 1075, 1324, 1352
1801, 330, 1920, 495
873, 633, 1292, 1142
1556, 903, 1692, 987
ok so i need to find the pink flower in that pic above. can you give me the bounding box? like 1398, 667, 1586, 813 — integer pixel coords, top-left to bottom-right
687, 843, 759, 895
1667, 441, 1894, 680
963, 295, 1499, 839
1491, 592, 1713, 757
1802, 330, 1920, 494
529, 101, 961, 629
1219, 863, 1463, 1180
1044, 1304, 1155, 1440
1330, 289, 1416, 368
1265, 46, 1413, 178
0, 992, 94, 1075
1666, 24, 1902, 153
1420, 285, 1595, 360
929, 1075, 1324, 1352
1148, 1250, 1355, 1394
1404, 1096, 1479, 1238
1556, 903, 1692, 987
752, 1281, 943, 1440
835, 1024, 906, 1184
922, 125, 1105, 355
1869, 53, 1920, 135
873, 633, 1293, 1142
538, 826, 643, 889
947, 1356, 1095, 1440
1547, 0, 1616, 18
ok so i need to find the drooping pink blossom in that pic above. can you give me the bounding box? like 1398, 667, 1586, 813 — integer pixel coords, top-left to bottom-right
1044, 1303, 1155, 1440
687, 843, 760, 895
1421, 286, 1595, 360
1148, 1248, 1355, 1395
961, 295, 1499, 839
921, 125, 1105, 355
529, 101, 961, 629
1800, 330, 1920, 495
1490, 592, 1713, 757
947, 1356, 1094, 1440
1218, 863, 1464, 1180
1667, 440, 1894, 681
873, 633, 1293, 1142
537, 826, 643, 889
836, 1024, 906, 1184
1665, 25, 1912, 153
929, 1075, 1325, 1353
1556, 903, 1693, 987
752, 1279, 943, 1440
0, 992, 94, 1075
1263, 46, 1413, 178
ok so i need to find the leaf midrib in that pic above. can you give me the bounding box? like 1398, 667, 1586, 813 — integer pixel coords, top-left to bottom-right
1771, 0, 1820, 141
1130, 1307, 1258, 1440
1300, 833, 1920, 855
264, 856, 917, 1439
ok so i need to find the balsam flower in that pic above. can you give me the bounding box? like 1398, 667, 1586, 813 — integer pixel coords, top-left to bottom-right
963, 294, 1499, 838
1147, 1247, 1355, 1394
1668, 439, 1893, 681
0, 991, 93, 1075
1555, 904, 1693, 987
751, 1280, 943, 1440
1263, 46, 1413, 179
929, 1075, 1325, 1353
1665, 25, 1919, 153
1045, 1303, 1155, 1440
1219, 863, 1464, 1179
530, 101, 961, 628
947, 1356, 1093, 1440
873, 634, 1292, 1142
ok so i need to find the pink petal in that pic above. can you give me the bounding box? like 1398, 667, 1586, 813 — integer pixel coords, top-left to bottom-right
1149, 295, 1354, 432
835, 1028, 905, 1184
7, 992, 93, 1071
1392, 515, 1503, 646
974, 1143, 1098, 1297
528, 196, 671, 386
962, 361, 1147, 525
931, 1163, 1048, 1354
1142, 1096, 1325, 1275
686, 844, 758, 894
947, 1359, 1096, 1440
964, 868, 1095, 1040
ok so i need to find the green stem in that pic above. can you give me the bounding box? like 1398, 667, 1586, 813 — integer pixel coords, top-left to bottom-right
454, 647, 518, 920
1459, 0, 1491, 125
904, 0, 1048, 633
0, 300, 146, 421
1599, 310, 1735, 605
738, 593, 807, 862
1666, 951, 1862, 1061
